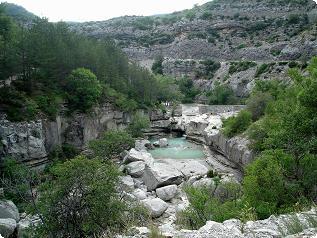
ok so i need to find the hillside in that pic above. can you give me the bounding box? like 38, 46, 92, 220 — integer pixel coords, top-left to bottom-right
70, 0, 317, 98
1, 2, 37, 23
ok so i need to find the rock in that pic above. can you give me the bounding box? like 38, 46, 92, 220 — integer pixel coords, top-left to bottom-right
119, 175, 135, 191
166, 160, 208, 178
0, 200, 19, 222
132, 189, 147, 200
135, 140, 151, 152
0, 218, 16, 238
17, 215, 41, 238
142, 198, 168, 218
192, 178, 214, 188
159, 138, 168, 147
156, 185, 178, 201
153, 141, 160, 147
125, 161, 146, 177
142, 163, 183, 191
123, 149, 154, 165
197, 220, 243, 238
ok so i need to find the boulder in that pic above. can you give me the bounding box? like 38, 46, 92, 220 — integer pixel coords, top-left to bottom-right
142, 163, 183, 191
159, 138, 168, 147
125, 161, 146, 177
17, 215, 41, 238
135, 140, 151, 151
0, 218, 16, 238
156, 185, 178, 201
195, 220, 243, 238
119, 175, 135, 191
132, 189, 147, 201
142, 198, 168, 218
123, 149, 154, 165
0, 200, 19, 222
192, 178, 214, 188
166, 160, 208, 178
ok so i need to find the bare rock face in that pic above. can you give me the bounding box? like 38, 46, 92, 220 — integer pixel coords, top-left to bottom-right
0, 218, 17, 238
0, 200, 20, 222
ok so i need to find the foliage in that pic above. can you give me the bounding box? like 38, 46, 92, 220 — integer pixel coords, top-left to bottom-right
229, 61, 257, 74
222, 110, 252, 137
127, 112, 150, 138
35, 156, 149, 237
151, 56, 163, 75
176, 182, 243, 229
200, 60, 221, 79
154, 74, 183, 103
65, 68, 102, 112
246, 92, 273, 121
207, 83, 237, 105
89, 130, 135, 159
0, 158, 40, 212
177, 77, 200, 103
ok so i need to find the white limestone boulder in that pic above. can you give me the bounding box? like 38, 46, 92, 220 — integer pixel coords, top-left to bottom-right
142, 198, 168, 218
0, 200, 19, 222
125, 161, 146, 177
156, 185, 178, 201
123, 149, 154, 165
0, 218, 16, 238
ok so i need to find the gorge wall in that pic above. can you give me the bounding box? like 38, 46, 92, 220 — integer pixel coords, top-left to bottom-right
0, 103, 130, 167
70, 0, 317, 96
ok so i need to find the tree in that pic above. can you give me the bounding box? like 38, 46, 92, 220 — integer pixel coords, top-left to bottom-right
222, 110, 252, 137
36, 156, 125, 237
65, 68, 102, 112
207, 83, 237, 105
89, 130, 135, 159
127, 112, 150, 138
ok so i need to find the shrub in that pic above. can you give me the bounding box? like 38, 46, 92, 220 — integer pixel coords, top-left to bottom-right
127, 112, 150, 138
207, 84, 237, 105
152, 56, 163, 75
246, 92, 273, 121
65, 68, 102, 112
222, 110, 252, 137
35, 156, 149, 237
229, 61, 257, 74
201, 60, 221, 78
177, 77, 200, 103
89, 130, 134, 159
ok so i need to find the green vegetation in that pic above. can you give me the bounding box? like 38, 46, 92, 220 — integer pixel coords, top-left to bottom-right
0, 8, 181, 121
206, 83, 237, 105
35, 156, 149, 237
89, 130, 135, 159
152, 56, 163, 75
222, 110, 252, 137
176, 182, 245, 229
177, 77, 200, 103
65, 68, 102, 112
229, 61, 257, 74
200, 60, 221, 79
127, 112, 150, 138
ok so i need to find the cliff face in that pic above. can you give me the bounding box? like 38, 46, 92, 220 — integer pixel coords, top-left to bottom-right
0, 103, 130, 167
69, 0, 317, 96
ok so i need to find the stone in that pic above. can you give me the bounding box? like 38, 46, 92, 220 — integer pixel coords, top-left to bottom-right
142, 198, 168, 218
142, 163, 183, 191
195, 220, 243, 238
123, 149, 154, 165
135, 140, 151, 152
125, 161, 146, 177
156, 185, 178, 201
119, 175, 135, 191
132, 189, 147, 201
0, 200, 20, 222
0, 218, 16, 238
17, 215, 41, 238
166, 160, 208, 178
192, 178, 214, 188
159, 138, 168, 147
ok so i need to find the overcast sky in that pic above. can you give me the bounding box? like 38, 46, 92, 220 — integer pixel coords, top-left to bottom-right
1, 0, 211, 22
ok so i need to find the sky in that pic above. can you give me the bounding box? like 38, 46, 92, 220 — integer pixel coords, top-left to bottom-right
1, 0, 211, 22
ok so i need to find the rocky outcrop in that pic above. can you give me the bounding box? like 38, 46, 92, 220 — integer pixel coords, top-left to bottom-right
0, 200, 20, 222
142, 198, 168, 218
0, 218, 16, 238
0, 103, 130, 167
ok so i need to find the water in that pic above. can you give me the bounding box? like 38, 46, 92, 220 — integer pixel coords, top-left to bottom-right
149, 137, 206, 160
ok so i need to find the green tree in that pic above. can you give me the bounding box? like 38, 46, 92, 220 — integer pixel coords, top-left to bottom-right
65, 68, 102, 112
89, 130, 135, 159
177, 77, 199, 103
207, 84, 237, 105
222, 110, 252, 137
36, 156, 125, 237
127, 112, 150, 138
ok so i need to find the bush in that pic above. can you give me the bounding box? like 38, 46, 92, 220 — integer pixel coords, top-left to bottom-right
176, 182, 243, 229
65, 68, 102, 112
229, 61, 257, 74
222, 110, 252, 137
201, 60, 221, 78
207, 84, 237, 105
177, 77, 200, 103
255, 64, 270, 77
127, 112, 150, 138
89, 130, 135, 159
246, 92, 273, 121
35, 156, 149, 237
152, 56, 163, 75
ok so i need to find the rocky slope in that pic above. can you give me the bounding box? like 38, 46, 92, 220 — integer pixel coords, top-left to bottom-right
70, 0, 317, 96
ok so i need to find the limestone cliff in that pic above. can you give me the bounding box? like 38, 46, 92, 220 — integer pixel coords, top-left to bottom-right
69, 0, 317, 96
